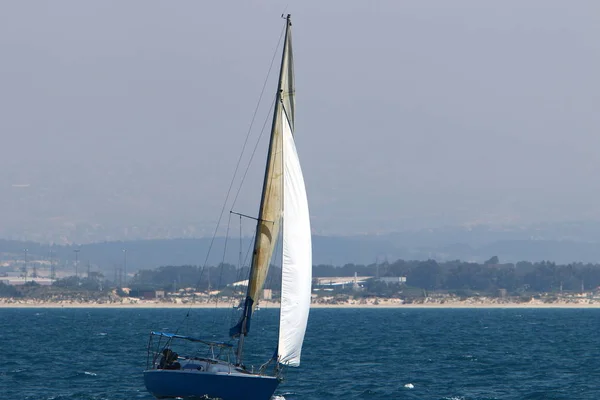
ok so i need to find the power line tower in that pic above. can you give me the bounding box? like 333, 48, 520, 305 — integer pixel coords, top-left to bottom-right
50, 250, 56, 280
22, 248, 28, 281
122, 249, 127, 286
74, 249, 80, 278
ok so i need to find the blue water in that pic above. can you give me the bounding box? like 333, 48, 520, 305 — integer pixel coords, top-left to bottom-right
1, 308, 599, 399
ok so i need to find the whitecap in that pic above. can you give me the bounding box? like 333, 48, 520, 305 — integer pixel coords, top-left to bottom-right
84, 371, 97, 376
404, 383, 414, 389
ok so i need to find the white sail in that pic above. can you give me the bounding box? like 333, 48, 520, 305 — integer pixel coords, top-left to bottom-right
277, 113, 312, 367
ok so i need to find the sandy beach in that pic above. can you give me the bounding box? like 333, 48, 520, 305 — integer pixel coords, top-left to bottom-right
3, 297, 600, 309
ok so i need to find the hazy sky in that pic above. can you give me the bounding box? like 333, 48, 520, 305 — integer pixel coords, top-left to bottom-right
1, 1, 599, 242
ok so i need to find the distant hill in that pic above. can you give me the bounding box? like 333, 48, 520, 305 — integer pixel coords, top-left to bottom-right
0, 236, 397, 273
3, 224, 600, 275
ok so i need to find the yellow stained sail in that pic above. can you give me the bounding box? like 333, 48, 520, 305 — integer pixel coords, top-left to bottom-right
248, 19, 294, 310
231, 16, 295, 339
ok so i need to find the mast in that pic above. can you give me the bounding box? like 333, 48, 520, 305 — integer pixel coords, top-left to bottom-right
232, 14, 293, 365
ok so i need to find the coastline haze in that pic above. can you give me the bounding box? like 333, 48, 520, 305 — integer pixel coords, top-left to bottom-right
1, 1, 599, 243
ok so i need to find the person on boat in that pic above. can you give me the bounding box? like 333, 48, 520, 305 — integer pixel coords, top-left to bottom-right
164, 352, 181, 370
158, 348, 172, 369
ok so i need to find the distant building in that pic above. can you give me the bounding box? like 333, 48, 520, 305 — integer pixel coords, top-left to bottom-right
141, 291, 156, 300
263, 289, 273, 300
377, 277, 406, 285
314, 276, 372, 287
231, 279, 249, 287
133, 289, 167, 300
0, 277, 54, 286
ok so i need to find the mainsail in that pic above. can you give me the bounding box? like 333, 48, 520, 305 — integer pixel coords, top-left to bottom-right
231, 16, 295, 339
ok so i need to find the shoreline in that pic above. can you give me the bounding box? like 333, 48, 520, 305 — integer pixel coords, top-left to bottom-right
3, 298, 600, 309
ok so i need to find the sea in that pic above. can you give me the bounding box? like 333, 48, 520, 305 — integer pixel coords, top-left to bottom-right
1, 307, 599, 400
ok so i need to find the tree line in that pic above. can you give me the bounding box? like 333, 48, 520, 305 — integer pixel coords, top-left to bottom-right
326, 257, 600, 294
129, 257, 600, 295
4, 256, 600, 297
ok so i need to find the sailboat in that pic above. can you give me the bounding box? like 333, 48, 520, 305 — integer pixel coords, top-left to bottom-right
143, 14, 312, 400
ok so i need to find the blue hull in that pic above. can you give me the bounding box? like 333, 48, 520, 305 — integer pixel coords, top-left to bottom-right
144, 369, 280, 400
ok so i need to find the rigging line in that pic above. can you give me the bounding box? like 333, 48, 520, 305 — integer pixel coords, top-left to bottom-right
223, 213, 243, 328
174, 303, 193, 336
226, 227, 258, 328
193, 265, 205, 298
181, 266, 205, 325
242, 230, 256, 277
232, 229, 256, 303
230, 95, 277, 210
227, 228, 257, 327
197, 22, 286, 275
214, 212, 233, 313
234, 229, 254, 290
230, 210, 273, 223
